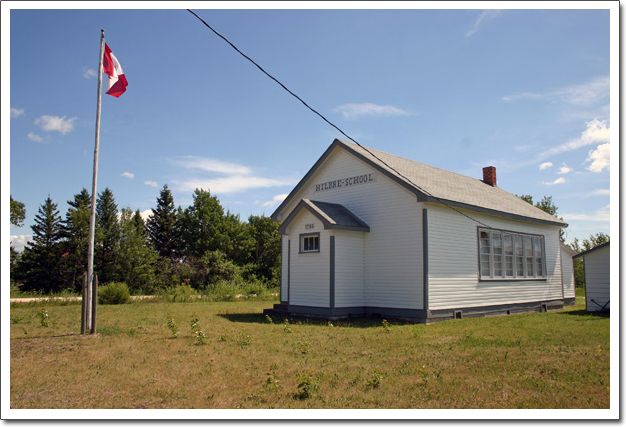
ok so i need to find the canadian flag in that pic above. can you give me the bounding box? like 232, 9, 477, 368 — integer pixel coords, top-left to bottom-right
103, 43, 128, 97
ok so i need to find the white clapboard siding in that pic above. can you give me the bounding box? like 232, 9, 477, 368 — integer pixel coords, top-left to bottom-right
280, 235, 289, 302
560, 245, 576, 300
280, 148, 424, 310
333, 230, 365, 307
287, 210, 329, 307
427, 203, 563, 310
584, 245, 610, 311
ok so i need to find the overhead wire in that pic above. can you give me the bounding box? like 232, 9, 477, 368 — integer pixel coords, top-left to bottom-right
186, 9, 494, 229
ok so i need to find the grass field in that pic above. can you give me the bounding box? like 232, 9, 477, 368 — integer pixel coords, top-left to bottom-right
9, 292, 610, 409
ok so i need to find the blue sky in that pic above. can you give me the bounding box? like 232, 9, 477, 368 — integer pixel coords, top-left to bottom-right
5, 3, 616, 251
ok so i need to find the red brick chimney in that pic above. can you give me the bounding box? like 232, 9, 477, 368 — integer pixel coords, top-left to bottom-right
483, 166, 497, 187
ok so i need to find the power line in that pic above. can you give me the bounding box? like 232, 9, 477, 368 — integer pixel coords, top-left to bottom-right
186, 9, 493, 229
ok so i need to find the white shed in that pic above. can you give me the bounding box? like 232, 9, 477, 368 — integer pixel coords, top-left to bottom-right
266, 139, 571, 323
573, 242, 610, 312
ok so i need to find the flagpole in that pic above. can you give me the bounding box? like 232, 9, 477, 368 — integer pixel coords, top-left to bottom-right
85, 29, 105, 333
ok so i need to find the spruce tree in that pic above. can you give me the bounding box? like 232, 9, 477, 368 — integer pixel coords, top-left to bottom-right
95, 188, 120, 284
118, 208, 158, 292
62, 188, 91, 291
16, 196, 65, 293
147, 185, 178, 259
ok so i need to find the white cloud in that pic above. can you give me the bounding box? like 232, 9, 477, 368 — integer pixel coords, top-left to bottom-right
539, 118, 609, 159
502, 92, 543, 103
82, 66, 97, 79
174, 156, 252, 175
333, 103, 410, 120
10, 234, 33, 252
585, 189, 610, 197
34, 115, 77, 134
586, 142, 610, 173
557, 163, 573, 175
542, 177, 566, 186
563, 204, 610, 222
465, 10, 502, 38
261, 193, 289, 208
27, 132, 44, 143
121, 172, 135, 179
11, 108, 24, 118
502, 76, 609, 107
176, 176, 295, 195
140, 209, 153, 221
144, 181, 158, 188
539, 162, 553, 170
553, 76, 610, 107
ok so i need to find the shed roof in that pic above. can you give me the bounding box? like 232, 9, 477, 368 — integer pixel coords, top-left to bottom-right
277, 199, 370, 235
573, 241, 610, 259
272, 139, 568, 227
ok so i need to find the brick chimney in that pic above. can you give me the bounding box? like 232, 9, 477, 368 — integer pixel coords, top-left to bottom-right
483, 166, 497, 187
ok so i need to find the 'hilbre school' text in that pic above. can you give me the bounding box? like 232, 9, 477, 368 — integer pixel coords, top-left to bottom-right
315, 173, 375, 192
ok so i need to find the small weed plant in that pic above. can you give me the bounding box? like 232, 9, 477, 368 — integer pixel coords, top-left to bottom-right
166, 314, 179, 338
366, 369, 383, 390
382, 319, 391, 333
237, 332, 252, 348
38, 308, 50, 327
295, 370, 319, 400
265, 314, 274, 324
283, 319, 292, 333
190, 315, 208, 345
266, 368, 281, 391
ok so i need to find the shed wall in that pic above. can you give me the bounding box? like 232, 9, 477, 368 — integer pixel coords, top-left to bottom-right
584, 245, 610, 311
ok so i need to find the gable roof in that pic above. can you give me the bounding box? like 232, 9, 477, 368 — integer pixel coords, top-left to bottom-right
272, 139, 567, 227
573, 241, 610, 259
278, 199, 370, 235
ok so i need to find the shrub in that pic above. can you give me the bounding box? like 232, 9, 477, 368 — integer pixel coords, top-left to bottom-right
98, 282, 131, 305
204, 280, 240, 301
160, 282, 197, 302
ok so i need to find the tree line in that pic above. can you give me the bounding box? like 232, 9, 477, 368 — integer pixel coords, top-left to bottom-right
10, 186, 280, 295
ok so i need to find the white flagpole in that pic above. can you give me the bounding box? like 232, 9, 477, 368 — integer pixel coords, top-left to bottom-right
85, 29, 105, 333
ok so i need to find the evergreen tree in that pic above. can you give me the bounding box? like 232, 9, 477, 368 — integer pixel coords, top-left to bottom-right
95, 188, 120, 284
132, 209, 147, 237
61, 188, 91, 291
117, 208, 158, 292
147, 185, 178, 259
15, 196, 65, 293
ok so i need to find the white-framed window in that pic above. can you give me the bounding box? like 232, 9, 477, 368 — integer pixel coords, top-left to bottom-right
479, 228, 545, 280
300, 233, 320, 253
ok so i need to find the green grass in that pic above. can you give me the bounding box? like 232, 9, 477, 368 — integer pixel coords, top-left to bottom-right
10, 294, 609, 409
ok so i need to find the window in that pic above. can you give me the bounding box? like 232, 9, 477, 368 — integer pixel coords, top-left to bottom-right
300, 233, 320, 253
478, 228, 545, 280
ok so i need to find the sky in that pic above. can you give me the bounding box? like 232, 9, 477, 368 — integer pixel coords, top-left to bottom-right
5, 3, 617, 252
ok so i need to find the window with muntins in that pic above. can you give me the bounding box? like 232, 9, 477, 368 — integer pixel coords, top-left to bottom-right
300, 233, 320, 253
479, 228, 545, 279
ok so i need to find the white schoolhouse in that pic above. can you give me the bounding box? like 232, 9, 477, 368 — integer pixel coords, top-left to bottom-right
265, 139, 572, 323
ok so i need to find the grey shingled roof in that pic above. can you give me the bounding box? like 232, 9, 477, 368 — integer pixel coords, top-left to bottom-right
277, 199, 370, 234
273, 139, 567, 227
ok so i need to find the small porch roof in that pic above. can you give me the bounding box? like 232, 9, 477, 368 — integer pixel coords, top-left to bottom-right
278, 199, 370, 235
